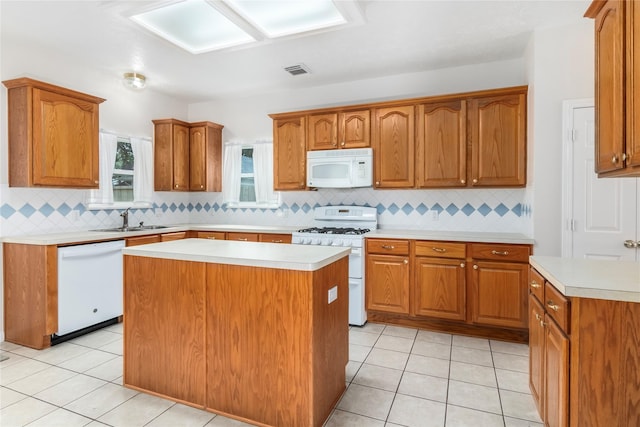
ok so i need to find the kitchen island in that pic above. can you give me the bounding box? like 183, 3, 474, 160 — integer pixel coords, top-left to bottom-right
122, 238, 350, 427
528, 256, 640, 427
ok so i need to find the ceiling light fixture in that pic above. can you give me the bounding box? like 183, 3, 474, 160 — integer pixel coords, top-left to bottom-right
123, 72, 146, 89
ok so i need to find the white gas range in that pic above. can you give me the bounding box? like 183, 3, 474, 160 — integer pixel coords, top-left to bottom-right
291, 205, 377, 326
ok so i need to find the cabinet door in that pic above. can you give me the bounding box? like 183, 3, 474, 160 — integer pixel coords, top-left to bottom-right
544, 316, 569, 427
373, 105, 415, 188
189, 126, 207, 191
307, 113, 338, 150
471, 260, 528, 328
416, 101, 467, 188
172, 124, 190, 191
469, 94, 526, 187
529, 294, 545, 417
273, 116, 306, 190
197, 231, 226, 240
366, 254, 410, 314
340, 110, 370, 149
32, 88, 99, 187
594, 0, 626, 174
227, 232, 259, 242
414, 257, 466, 320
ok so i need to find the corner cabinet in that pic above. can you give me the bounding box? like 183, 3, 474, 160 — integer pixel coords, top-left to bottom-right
372, 105, 415, 188
586, 0, 640, 176
153, 119, 223, 192
272, 115, 307, 190
3, 78, 105, 188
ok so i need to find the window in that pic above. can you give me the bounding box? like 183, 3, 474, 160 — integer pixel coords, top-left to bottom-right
113, 139, 134, 202
222, 140, 280, 208
88, 132, 153, 209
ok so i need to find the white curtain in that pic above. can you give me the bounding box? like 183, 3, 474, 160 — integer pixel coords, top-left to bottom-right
88, 132, 118, 204
253, 141, 278, 206
131, 137, 153, 204
222, 142, 243, 206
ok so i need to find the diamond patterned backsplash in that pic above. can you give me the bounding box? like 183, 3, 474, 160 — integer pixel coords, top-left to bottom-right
0, 185, 531, 237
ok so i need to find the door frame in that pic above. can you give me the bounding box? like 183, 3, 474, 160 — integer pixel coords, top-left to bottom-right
561, 98, 595, 258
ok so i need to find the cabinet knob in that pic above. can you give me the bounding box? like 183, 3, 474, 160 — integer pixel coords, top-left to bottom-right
460, 263, 465, 268
472, 179, 478, 184
200, 185, 204, 189
473, 264, 478, 270
460, 179, 466, 184
530, 280, 541, 289
341, 141, 345, 147
622, 153, 628, 162
546, 300, 559, 311
94, 180, 99, 184
375, 181, 380, 186
612, 154, 619, 164
175, 184, 179, 188
403, 259, 408, 264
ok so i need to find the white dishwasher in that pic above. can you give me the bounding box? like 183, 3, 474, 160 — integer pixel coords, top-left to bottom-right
57, 240, 125, 337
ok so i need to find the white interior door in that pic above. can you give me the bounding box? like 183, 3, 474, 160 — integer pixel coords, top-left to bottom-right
562, 100, 638, 261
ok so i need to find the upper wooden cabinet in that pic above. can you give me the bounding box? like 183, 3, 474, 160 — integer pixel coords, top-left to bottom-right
307, 110, 371, 150
272, 115, 307, 190
153, 119, 223, 192
586, 0, 640, 176
373, 105, 415, 188
189, 122, 223, 192
3, 78, 105, 188
468, 93, 527, 187
416, 100, 467, 188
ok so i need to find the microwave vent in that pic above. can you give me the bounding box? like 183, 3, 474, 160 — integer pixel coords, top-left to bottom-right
284, 64, 311, 76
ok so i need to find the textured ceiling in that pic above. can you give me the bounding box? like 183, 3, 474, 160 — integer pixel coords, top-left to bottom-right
1, 0, 591, 103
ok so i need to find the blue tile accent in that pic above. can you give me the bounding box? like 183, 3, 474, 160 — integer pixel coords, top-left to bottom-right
19, 203, 36, 218
477, 203, 492, 217
416, 203, 428, 215
195, 203, 202, 212
74, 203, 86, 214
302, 203, 312, 213
511, 203, 522, 217
461, 203, 475, 216
375, 203, 385, 215
39, 203, 55, 217
57, 203, 72, 216
178, 203, 186, 212
494, 203, 509, 217
401, 203, 413, 215
290, 203, 300, 213
431, 203, 443, 213
169, 203, 177, 212
387, 203, 399, 214
445, 203, 459, 216
1, 204, 16, 219
161, 203, 169, 212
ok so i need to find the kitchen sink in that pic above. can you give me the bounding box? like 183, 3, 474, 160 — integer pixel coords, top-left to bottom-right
91, 225, 169, 232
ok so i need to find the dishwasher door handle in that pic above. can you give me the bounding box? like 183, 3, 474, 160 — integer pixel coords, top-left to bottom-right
60, 247, 123, 259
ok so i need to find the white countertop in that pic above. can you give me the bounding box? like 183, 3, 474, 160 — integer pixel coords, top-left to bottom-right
122, 238, 350, 271
530, 256, 640, 303
367, 229, 534, 245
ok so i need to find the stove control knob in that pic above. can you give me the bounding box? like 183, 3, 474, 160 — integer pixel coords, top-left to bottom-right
332, 239, 343, 246
311, 238, 321, 245
321, 240, 331, 246
303, 238, 312, 245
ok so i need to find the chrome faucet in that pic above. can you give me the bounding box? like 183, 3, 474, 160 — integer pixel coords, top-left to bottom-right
120, 208, 130, 229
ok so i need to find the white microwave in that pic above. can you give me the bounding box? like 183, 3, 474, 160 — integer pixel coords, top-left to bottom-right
307, 148, 373, 188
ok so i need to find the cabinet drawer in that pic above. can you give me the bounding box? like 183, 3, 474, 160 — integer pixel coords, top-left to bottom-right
258, 233, 291, 244
415, 241, 466, 259
544, 282, 570, 334
529, 267, 545, 303
366, 239, 410, 255
471, 243, 531, 262
227, 232, 259, 242
160, 231, 188, 242
197, 231, 226, 240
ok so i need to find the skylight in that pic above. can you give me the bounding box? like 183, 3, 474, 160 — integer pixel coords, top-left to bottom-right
130, 0, 350, 55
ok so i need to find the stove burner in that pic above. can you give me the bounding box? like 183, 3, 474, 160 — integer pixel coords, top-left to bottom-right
296, 227, 370, 235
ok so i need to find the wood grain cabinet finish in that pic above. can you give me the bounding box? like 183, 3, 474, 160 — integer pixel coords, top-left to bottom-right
307, 110, 371, 150
153, 119, 223, 192
416, 100, 467, 188
272, 115, 307, 190
529, 266, 640, 427
373, 105, 415, 188
365, 239, 410, 314
189, 122, 223, 192
258, 233, 292, 244
468, 93, 526, 187
125, 234, 161, 246
414, 256, 466, 321
227, 232, 259, 242
196, 231, 226, 240
586, 0, 640, 176
3, 78, 105, 188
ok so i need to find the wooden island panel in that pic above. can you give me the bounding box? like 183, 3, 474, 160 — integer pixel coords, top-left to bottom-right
123, 256, 206, 406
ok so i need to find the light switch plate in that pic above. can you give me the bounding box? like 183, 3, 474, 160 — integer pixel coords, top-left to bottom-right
328, 286, 338, 304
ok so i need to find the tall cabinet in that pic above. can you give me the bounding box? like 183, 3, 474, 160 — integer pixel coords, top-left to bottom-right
586, 0, 640, 176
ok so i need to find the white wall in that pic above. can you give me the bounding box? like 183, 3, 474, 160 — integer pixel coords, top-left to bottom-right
525, 21, 594, 256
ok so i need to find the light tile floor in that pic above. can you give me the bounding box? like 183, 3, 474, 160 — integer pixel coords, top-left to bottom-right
0, 322, 543, 427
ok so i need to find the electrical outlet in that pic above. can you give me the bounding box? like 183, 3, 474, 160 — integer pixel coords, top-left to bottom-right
430, 210, 439, 221
328, 286, 338, 304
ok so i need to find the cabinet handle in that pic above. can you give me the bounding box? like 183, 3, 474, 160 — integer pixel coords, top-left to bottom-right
530, 280, 541, 289
535, 313, 542, 321
237, 238, 249, 241
473, 264, 478, 270
403, 259, 408, 264
612, 154, 619, 164
624, 240, 638, 248
546, 301, 559, 311
206, 237, 217, 240
491, 250, 509, 256
540, 319, 546, 327
432, 247, 446, 253
272, 239, 283, 243
460, 263, 465, 268
381, 245, 395, 250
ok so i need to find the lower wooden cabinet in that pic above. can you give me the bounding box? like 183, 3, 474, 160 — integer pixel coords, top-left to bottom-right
414, 257, 466, 321
196, 231, 226, 240
258, 233, 292, 244
366, 253, 410, 314
126, 234, 161, 247
227, 232, 259, 242
544, 314, 569, 427
528, 294, 545, 417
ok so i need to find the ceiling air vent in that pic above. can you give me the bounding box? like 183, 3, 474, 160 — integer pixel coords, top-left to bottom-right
284, 64, 311, 76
